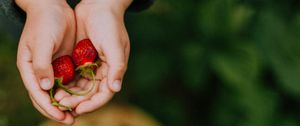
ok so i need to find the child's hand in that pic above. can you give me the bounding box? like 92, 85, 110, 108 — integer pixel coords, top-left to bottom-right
54, 0, 132, 115
16, 0, 76, 124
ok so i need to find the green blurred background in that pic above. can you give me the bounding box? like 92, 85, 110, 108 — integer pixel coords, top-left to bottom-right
1, 0, 300, 126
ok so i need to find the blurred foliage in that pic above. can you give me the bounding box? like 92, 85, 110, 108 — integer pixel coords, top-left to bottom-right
1, 0, 300, 126
0, 32, 42, 125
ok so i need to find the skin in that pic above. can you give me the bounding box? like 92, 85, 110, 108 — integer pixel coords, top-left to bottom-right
16, 0, 132, 124
54, 0, 132, 115
16, 0, 76, 125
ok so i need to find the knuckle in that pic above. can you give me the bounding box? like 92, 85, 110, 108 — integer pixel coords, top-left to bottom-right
33, 62, 49, 73
113, 63, 126, 72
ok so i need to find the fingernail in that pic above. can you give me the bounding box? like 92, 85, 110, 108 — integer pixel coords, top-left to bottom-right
112, 80, 122, 92
40, 78, 51, 90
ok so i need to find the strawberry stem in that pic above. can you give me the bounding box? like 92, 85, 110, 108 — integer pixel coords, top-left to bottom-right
49, 87, 72, 111
51, 102, 72, 111
56, 69, 96, 96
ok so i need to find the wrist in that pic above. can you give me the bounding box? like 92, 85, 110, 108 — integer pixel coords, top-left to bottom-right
15, 0, 69, 12
80, 0, 133, 13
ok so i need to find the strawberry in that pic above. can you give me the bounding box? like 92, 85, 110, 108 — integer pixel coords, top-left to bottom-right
52, 55, 75, 85
72, 38, 100, 79
72, 39, 98, 68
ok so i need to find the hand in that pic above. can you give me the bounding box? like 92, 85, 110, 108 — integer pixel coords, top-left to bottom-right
54, 0, 132, 115
16, 0, 76, 124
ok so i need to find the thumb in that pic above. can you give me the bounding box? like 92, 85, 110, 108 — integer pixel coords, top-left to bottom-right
102, 44, 127, 92
32, 43, 55, 90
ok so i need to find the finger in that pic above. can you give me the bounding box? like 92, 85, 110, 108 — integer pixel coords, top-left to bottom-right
75, 78, 114, 115
85, 14, 127, 92
104, 44, 126, 93
17, 44, 65, 121
121, 23, 130, 64
54, 87, 82, 102
61, 112, 75, 125
59, 95, 87, 111
75, 78, 89, 90
29, 95, 58, 121
31, 39, 55, 90
30, 95, 75, 125
91, 38, 126, 93
55, 11, 76, 58
20, 12, 66, 90
75, 11, 87, 42
59, 78, 100, 111
71, 111, 79, 117
24, 15, 63, 91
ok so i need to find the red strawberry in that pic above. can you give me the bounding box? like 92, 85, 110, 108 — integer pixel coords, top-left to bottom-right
72, 38, 100, 80
52, 55, 75, 85
72, 39, 98, 67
